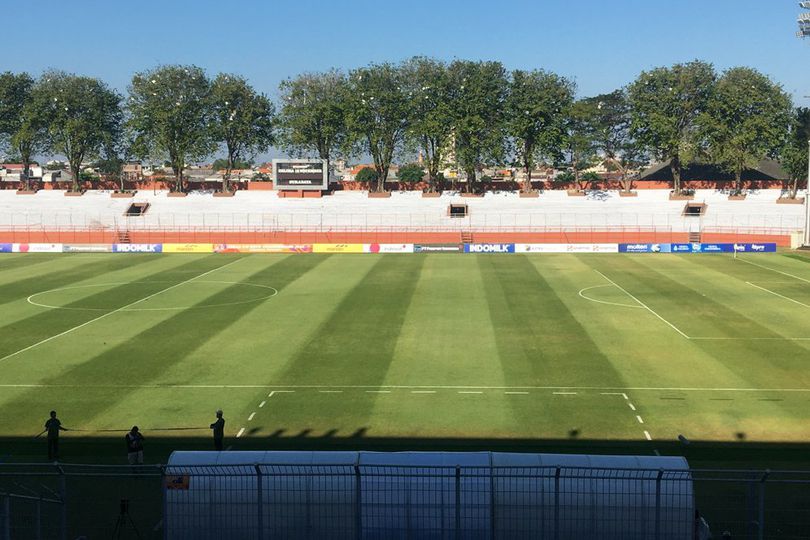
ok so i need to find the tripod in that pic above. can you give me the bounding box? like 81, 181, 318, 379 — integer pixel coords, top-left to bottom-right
111, 499, 141, 539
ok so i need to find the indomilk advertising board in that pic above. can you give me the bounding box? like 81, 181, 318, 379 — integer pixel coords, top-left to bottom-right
272, 159, 328, 190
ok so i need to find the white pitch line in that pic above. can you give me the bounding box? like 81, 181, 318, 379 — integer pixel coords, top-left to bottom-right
259, 401, 266, 408
8, 384, 810, 392
236, 428, 245, 438
248, 412, 255, 421
737, 257, 810, 284
0, 257, 244, 364
621, 393, 629, 400
636, 415, 644, 424
366, 390, 391, 393
746, 281, 810, 308
644, 430, 652, 441
318, 390, 344, 393
411, 390, 436, 394
578, 285, 644, 309
628, 403, 636, 411
595, 270, 691, 339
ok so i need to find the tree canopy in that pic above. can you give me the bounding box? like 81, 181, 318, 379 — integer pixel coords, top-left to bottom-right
0, 72, 45, 189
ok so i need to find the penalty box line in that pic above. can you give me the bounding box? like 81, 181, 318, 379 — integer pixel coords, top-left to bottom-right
0, 257, 244, 365
594, 270, 691, 339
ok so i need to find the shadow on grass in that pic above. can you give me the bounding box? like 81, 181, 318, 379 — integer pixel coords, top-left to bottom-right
3, 433, 810, 470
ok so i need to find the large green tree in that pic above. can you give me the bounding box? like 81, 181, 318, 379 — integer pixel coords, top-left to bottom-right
628, 61, 716, 194
32, 71, 122, 192
559, 99, 600, 191
402, 57, 455, 191
0, 72, 47, 189
210, 74, 275, 192
505, 69, 574, 192
278, 70, 348, 183
345, 62, 411, 192
588, 90, 648, 192
128, 65, 214, 192
781, 107, 810, 199
448, 60, 508, 192
702, 67, 792, 195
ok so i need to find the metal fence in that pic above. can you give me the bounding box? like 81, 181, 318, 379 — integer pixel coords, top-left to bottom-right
1, 464, 810, 539
0, 212, 804, 234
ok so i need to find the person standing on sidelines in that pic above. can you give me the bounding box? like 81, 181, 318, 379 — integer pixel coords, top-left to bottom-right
44, 411, 68, 462
210, 410, 225, 451
125, 426, 144, 465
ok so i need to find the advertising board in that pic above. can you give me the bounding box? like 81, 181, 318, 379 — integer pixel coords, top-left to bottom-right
733, 243, 777, 253
12, 243, 63, 253
618, 243, 670, 253
364, 244, 414, 254
413, 244, 461, 253
162, 244, 214, 253
113, 244, 163, 253
272, 159, 328, 190
464, 243, 515, 253
213, 244, 312, 254
312, 244, 364, 254
63, 244, 113, 253
0, 243, 12, 253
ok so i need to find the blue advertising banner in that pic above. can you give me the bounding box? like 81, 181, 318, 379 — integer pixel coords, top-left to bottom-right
113, 244, 163, 253
700, 243, 734, 253
670, 243, 693, 253
0, 243, 11, 253
464, 243, 515, 253
733, 243, 777, 253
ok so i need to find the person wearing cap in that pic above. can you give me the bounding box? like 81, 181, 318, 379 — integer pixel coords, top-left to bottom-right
125, 426, 144, 465
210, 410, 225, 451
44, 410, 68, 461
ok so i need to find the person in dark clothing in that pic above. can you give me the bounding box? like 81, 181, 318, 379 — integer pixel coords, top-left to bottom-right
210, 410, 225, 451
45, 411, 67, 461
125, 426, 144, 465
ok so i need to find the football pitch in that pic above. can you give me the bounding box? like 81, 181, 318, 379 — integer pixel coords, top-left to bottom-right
2, 251, 810, 467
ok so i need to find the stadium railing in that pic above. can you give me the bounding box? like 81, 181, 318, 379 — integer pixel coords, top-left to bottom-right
1, 464, 809, 539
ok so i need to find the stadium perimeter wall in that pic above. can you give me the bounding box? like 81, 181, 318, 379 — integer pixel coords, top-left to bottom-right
0, 229, 793, 246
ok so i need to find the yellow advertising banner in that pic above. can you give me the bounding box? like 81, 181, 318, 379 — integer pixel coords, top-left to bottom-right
162, 243, 214, 253
312, 243, 364, 254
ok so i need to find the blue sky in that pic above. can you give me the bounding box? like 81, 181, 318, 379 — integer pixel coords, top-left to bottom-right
4, 0, 809, 104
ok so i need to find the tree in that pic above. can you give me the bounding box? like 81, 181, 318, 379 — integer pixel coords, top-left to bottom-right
32, 71, 122, 192
781, 108, 810, 199
448, 60, 508, 192
628, 61, 716, 195
505, 69, 574, 192
402, 57, 455, 191
0, 72, 47, 190
354, 166, 379, 185
559, 99, 600, 191
278, 70, 348, 183
702, 67, 792, 195
128, 65, 214, 192
210, 74, 275, 192
397, 162, 425, 184
212, 157, 253, 171
588, 90, 648, 192
345, 62, 411, 192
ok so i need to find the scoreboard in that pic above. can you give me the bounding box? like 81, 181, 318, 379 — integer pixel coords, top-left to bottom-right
272, 159, 328, 190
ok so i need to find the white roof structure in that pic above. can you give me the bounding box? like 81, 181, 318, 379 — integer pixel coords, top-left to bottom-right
0, 189, 803, 234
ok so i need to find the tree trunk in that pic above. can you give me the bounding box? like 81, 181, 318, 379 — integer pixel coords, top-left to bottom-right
524, 163, 532, 193
791, 176, 799, 199
19, 142, 31, 191
670, 156, 681, 195
71, 165, 80, 193
175, 169, 183, 193
734, 166, 743, 195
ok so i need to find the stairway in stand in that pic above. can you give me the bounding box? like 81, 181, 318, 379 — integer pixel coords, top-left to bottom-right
688, 232, 701, 243
461, 231, 473, 244
117, 230, 131, 244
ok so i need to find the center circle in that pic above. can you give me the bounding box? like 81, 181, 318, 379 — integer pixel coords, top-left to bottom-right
27, 281, 278, 312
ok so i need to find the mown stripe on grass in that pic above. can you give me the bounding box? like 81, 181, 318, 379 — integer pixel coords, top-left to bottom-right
479, 255, 626, 387
0, 254, 332, 427
606, 257, 810, 388
0, 253, 163, 307
275, 254, 426, 387
0, 253, 68, 274
0, 255, 236, 359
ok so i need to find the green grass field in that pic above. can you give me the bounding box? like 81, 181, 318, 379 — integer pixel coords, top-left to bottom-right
2, 251, 810, 468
